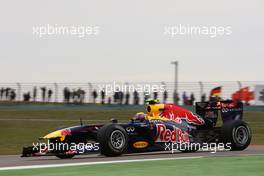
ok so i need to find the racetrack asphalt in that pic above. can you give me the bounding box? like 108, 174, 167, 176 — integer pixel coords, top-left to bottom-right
0, 145, 263, 168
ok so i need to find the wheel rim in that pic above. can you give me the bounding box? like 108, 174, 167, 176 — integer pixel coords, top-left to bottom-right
110, 130, 125, 149
233, 126, 249, 145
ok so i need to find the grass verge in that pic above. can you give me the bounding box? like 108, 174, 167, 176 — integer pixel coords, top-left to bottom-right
0, 155, 264, 176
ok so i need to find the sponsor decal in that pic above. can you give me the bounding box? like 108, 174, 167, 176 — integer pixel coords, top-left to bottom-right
61, 129, 71, 136
161, 104, 205, 125
59, 129, 71, 141
165, 112, 204, 125
126, 126, 135, 132
155, 124, 189, 143
133, 141, 149, 149
221, 107, 242, 113
149, 119, 163, 123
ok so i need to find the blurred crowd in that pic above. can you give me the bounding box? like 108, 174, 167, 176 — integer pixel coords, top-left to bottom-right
1, 85, 252, 105
0, 81, 257, 107
63, 87, 86, 103
0, 86, 203, 105
89, 89, 200, 106
0, 88, 16, 101
23, 87, 54, 102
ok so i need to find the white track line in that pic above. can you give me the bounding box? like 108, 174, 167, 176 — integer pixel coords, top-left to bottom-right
0, 156, 203, 171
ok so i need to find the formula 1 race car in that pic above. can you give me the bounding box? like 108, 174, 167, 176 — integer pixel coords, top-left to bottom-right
22, 100, 251, 159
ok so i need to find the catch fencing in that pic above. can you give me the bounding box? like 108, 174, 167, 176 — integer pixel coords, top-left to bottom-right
0, 81, 262, 105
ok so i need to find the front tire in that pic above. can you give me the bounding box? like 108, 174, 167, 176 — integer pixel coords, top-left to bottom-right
97, 124, 128, 156
221, 120, 251, 151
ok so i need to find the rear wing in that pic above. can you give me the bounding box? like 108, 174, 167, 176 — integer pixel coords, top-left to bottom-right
195, 100, 243, 123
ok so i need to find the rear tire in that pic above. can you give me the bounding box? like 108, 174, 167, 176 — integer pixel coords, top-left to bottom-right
97, 124, 128, 156
221, 120, 251, 151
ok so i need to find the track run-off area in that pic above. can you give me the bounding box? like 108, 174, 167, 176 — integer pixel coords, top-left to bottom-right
0, 145, 263, 170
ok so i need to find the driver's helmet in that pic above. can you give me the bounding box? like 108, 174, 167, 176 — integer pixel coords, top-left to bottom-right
133, 112, 146, 121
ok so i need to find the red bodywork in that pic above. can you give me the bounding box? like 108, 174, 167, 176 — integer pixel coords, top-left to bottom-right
160, 104, 205, 125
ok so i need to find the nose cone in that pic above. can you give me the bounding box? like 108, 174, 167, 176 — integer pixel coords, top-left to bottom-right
43, 128, 71, 141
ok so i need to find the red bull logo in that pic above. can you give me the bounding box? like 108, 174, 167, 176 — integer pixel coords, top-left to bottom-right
161, 104, 204, 125
155, 124, 189, 143
61, 129, 71, 136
